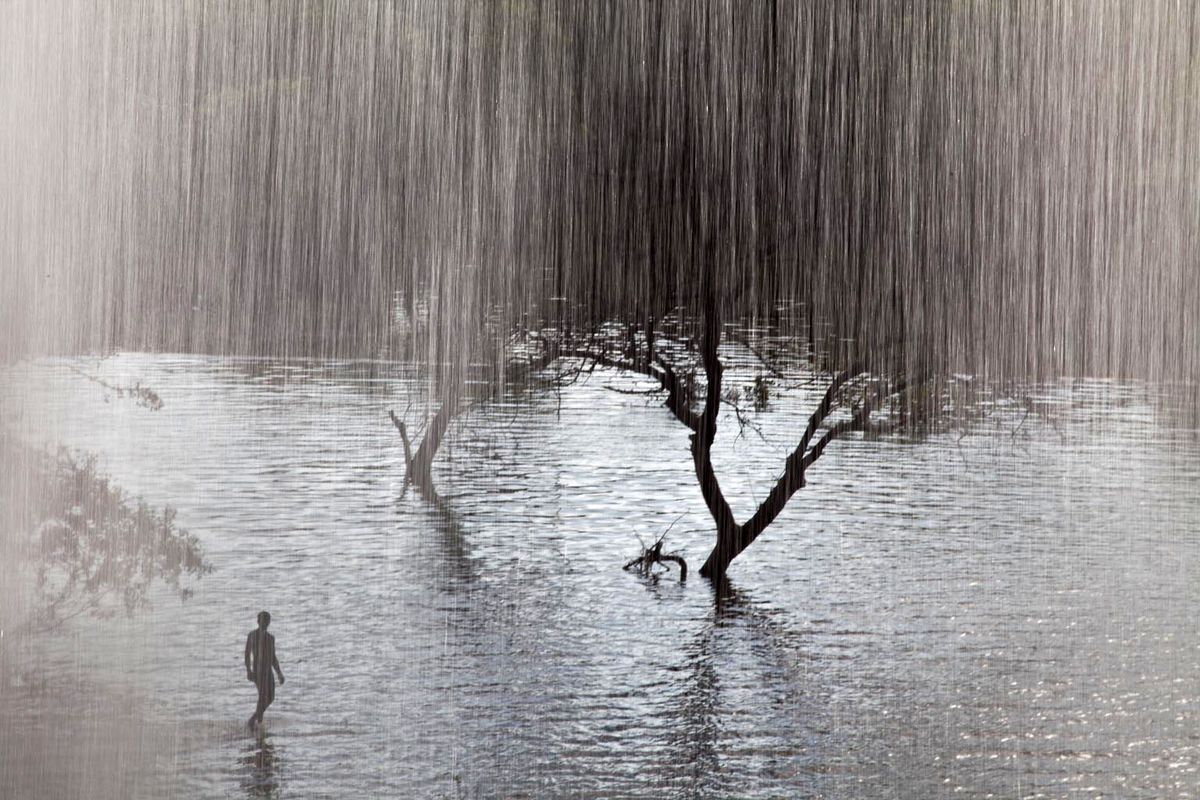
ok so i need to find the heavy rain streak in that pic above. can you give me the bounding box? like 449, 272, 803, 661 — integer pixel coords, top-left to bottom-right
2, 2, 1198, 798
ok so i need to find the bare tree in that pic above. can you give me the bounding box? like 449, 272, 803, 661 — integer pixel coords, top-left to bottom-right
383, 299, 928, 583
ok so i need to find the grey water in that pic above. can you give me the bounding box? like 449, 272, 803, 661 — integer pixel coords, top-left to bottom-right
3, 354, 1199, 798
4, 2, 1200, 796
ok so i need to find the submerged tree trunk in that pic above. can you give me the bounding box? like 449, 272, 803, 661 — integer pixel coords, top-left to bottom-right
559, 318, 906, 583
687, 319, 743, 582
389, 379, 461, 501
698, 366, 908, 580
387, 317, 911, 585
408, 383, 458, 497
388, 341, 564, 501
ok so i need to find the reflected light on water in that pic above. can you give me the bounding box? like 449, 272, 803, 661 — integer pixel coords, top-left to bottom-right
1, 354, 1198, 797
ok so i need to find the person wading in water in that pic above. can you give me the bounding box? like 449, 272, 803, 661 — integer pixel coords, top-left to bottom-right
245, 611, 285, 729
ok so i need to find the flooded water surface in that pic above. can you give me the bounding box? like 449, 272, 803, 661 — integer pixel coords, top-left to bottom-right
2, 354, 1199, 798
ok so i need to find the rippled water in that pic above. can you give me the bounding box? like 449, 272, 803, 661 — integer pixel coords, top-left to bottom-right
2, 354, 1199, 798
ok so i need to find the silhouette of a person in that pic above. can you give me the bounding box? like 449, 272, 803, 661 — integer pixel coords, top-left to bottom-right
245, 611, 285, 729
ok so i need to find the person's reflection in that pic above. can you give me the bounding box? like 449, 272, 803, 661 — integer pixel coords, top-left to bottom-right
238, 732, 280, 798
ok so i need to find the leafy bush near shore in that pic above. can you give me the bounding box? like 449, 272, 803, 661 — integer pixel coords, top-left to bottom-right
1, 434, 209, 633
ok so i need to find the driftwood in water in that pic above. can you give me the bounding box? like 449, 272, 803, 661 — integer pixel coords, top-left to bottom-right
623, 538, 688, 582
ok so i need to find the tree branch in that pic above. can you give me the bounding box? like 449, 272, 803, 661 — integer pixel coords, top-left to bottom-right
658, 554, 688, 581
560, 347, 702, 432
801, 379, 908, 467
725, 329, 790, 382
387, 409, 414, 486
689, 320, 740, 543
654, 355, 702, 432
622, 538, 688, 582
795, 366, 864, 457
739, 376, 907, 546
400, 380, 463, 500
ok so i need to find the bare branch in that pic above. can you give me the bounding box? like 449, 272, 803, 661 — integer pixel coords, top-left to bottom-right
603, 385, 663, 396
725, 329, 790, 382
658, 554, 688, 581
802, 378, 909, 469
795, 366, 864, 457
654, 355, 703, 432
622, 536, 688, 582
66, 364, 163, 410
560, 347, 703, 432
387, 409, 414, 486
738, 375, 912, 547
723, 396, 771, 447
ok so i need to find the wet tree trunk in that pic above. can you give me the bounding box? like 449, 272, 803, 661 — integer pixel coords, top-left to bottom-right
688, 318, 742, 583
388, 316, 909, 585
699, 368, 906, 580
409, 384, 458, 496
390, 379, 461, 501
389, 342, 565, 501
